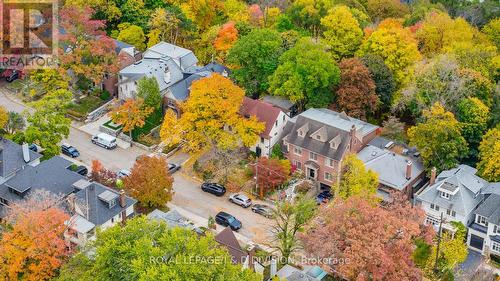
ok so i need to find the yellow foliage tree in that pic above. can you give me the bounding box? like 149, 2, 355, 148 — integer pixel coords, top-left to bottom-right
335, 154, 379, 202
0, 105, 8, 130
109, 98, 153, 140
477, 128, 500, 182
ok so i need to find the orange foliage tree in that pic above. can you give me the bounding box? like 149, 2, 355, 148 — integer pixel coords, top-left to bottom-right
0, 191, 71, 281
109, 98, 153, 140
90, 159, 117, 187
253, 157, 291, 198
214, 21, 239, 53
123, 156, 174, 209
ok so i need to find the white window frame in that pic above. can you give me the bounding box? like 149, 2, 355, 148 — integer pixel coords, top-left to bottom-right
430, 203, 440, 211
476, 215, 488, 226
293, 160, 302, 171
294, 146, 302, 156
325, 158, 334, 167
309, 152, 317, 161
492, 242, 500, 253
426, 216, 439, 226
324, 172, 333, 182
441, 192, 451, 199
494, 225, 500, 234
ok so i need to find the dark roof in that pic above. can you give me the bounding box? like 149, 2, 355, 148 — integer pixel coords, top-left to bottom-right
240, 97, 282, 138
0, 139, 42, 178
474, 193, 500, 225
214, 227, 247, 264
113, 39, 133, 54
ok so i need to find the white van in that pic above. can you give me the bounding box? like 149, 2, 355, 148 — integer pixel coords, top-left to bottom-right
91, 133, 117, 149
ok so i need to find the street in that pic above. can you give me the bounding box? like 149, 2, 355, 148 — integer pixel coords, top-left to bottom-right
0, 87, 273, 244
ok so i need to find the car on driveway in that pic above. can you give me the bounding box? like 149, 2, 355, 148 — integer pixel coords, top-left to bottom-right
228, 194, 252, 208
167, 163, 181, 174
117, 169, 131, 178
251, 204, 274, 218
61, 144, 80, 158
215, 212, 242, 231
201, 183, 226, 196
74, 165, 88, 176
316, 190, 333, 204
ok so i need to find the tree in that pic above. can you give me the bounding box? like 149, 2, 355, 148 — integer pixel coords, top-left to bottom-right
59, 6, 118, 85
333, 58, 379, 120
286, 0, 334, 37
321, 6, 363, 60
357, 22, 421, 86
477, 128, 500, 182
123, 156, 173, 209
5, 111, 25, 134
407, 103, 468, 172
214, 21, 239, 53
361, 54, 395, 112
109, 98, 153, 140
482, 18, 500, 49
179, 0, 222, 30
159, 74, 264, 152
0, 190, 71, 281
271, 196, 316, 265
56, 217, 261, 281
456, 97, 490, 160
253, 157, 291, 198
0, 105, 8, 131
28, 69, 69, 95
366, 0, 409, 22
269, 37, 340, 108
223, 0, 249, 23
450, 42, 498, 82
270, 144, 284, 159
136, 77, 161, 109
116, 23, 146, 51
381, 115, 406, 143
301, 195, 431, 281
248, 4, 264, 27
24, 89, 73, 159
90, 159, 117, 187
335, 154, 379, 201
227, 29, 283, 97
147, 6, 192, 47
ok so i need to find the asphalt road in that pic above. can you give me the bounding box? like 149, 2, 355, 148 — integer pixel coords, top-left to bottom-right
0, 86, 273, 243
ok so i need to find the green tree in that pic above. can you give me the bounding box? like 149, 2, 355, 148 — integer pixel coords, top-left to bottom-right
482, 18, 500, 49
116, 23, 146, 51
24, 90, 73, 159
227, 29, 283, 97
408, 103, 468, 172
361, 54, 395, 112
5, 111, 25, 135
136, 76, 161, 109
456, 97, 490, 161
268, 37, 340, 109
477, 128, 500, 182
335, 154, 379, 201
381, 115, 406, 143
0, 106, 8, 131
271, 196, 316, 265
321, 6, 363, 60
270, 144, 284, 159
56, 217, 261, 281
366, 0, 409, 22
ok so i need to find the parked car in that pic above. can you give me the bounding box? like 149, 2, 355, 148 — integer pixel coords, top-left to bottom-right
316, 190, 333, 204
201, 183, 226, 196
91, 133, 117, 149
228, 194, 252, 208
74, 165, 88, 176
61, 144, 80, 158
28, 143, 38, 152
5, 70, 19, 82
167, 163, 180, 174
251, 204, 274, 218
215, 212, 242, 231
117, 169, 131, 178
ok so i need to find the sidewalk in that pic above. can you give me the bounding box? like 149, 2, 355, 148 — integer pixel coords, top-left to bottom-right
78, 115, 131, 149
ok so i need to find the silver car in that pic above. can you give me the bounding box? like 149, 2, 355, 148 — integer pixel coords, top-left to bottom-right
229, 194, 252, 208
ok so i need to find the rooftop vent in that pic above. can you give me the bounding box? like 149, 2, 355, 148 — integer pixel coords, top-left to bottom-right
22, 143, 30, 163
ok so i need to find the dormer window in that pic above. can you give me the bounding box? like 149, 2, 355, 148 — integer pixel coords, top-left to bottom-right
440, 191, 451, 199
476, 215, 488, 227
298, 130, 303, 137
109, 199, 116, 208
316, 135, 321, 140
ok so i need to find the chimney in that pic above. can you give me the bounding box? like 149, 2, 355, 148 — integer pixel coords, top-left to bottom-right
119, 190, 126, 208
67, 194, 76, 213
405, 161, 412, 180
269, 257, 277, 278
349, 125, 357, 152
246, 244, 256, 272
429, 167, 437, 186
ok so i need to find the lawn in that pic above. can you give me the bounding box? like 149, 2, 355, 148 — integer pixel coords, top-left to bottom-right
67, 95, 107, 118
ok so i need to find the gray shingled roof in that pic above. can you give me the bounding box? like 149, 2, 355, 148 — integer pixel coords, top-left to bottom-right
416, 165, 488, 216
0, 139, 42, 178
147, 209, 194, 229
301, 108, 379, 137
474, 194, 500, 225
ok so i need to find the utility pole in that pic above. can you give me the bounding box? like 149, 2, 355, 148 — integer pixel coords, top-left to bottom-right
434, 212, 444, 273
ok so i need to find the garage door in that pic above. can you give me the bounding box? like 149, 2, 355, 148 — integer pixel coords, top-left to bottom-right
470, 234, 484, 251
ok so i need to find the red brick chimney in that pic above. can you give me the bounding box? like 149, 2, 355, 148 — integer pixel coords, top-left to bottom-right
349, 125, 357, 152
119, 190, 126, 208
405, 161, 412, 180
429, 167, 437, 186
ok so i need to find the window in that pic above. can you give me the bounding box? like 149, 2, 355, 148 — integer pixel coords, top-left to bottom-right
494, 225, 500, 234
446, 209, 455, 217
293, 160, 302, 170
260, 137, 264, 144
294, 147, 302, 156
298, 130, 303, 137
283, 115, 285, 122
492, 242, 500, 253
441, 191, 451, 199
309, 152, 317, 161
316, 135, 321, 140
430, 204, 440, 211
325, 158, 334, 167
426, 216, 439, 226
275, 120, 278, 126
324, 172, 333, 182
476, 215, 488, 226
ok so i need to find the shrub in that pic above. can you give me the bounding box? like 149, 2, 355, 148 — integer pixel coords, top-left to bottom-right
202, 170, 214, 181
100, 90, 111, 101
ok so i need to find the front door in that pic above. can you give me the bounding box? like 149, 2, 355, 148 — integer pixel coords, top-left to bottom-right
308, 168, 316, 180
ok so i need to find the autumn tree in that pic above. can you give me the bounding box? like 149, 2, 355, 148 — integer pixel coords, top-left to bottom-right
0, 190, 71, 281
227, 28, 283, 97
59, 6, 118, 85
90, 159, 117, 187
147, 6, 192, 47
286, 0, 333, 37
214, 21, 239, 53
253, 157, 291, 198
123, 156, 173, 209
408, 103, 468, 172
357, 21, 421, 86
0, 105, 8, 131
179, 0, 222, 30
366, 0, 409, 22
269, 37, 340, 108
321, 6, 363, 60
24, 89, 73, 159
271, 196, 316, 265
335, 154, 379, 202
56, 217, 261, 281
456, 97, 490, 160
223, 0, 249, 23
116, 23, 146, 51
477, 128, 500, 182
28, 69, 69, 95
5, 111, 25, 134
301, 195, 431, 281
160, 74, 264, 153
482, 18, 500, 49
109, 98, 153, 140
381, 115, 406, 143
361, 54, 395, 113
333, 58, 379, 120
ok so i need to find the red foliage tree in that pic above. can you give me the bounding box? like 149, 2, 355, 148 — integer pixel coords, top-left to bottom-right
214, 21, 239, 52
253, 157, 290, 198
301, 195, 433, 280
332, 58, 379, 120
90, 159, 117, 187
249, 4, 264, 27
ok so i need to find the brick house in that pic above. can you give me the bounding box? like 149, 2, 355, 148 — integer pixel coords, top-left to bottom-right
281, 108, 380, 189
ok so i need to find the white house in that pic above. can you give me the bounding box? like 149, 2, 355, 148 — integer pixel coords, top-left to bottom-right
467, 188, 500, 257
239, 97, 289, 157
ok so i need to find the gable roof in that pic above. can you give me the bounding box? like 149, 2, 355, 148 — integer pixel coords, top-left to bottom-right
147, 209, 194, 229
214, 227, 247, 264
416, 165, 488, 216
0, 139, 41, 178
474, 193, 500, 225
143, 42, 198, 71
240, 97, 282, 138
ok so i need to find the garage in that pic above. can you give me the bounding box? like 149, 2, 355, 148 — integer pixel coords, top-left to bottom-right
469, 234, 484, 251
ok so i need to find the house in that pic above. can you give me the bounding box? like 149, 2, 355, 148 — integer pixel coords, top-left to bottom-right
261, 95, 298, 117
358, 137, 425, 201
215, 227, 250, 266
240, 97, 290, 157
467, 189, 500, 257
117, 42, 229, 115
271, 264, 328, 281
0, 139, 41, 184
147, 209, 196, 230
415, 165, 492, 232
281, 108, 380, 189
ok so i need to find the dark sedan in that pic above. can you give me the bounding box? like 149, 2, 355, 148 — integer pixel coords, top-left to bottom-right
215, 211, 242, 231
201, 183, 226, 196
61, 144, 80, 158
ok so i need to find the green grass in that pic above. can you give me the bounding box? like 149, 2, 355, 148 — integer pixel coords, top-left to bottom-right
103, 120, 123, 130
68, 95, 106, 115
131, 108, 163, 141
